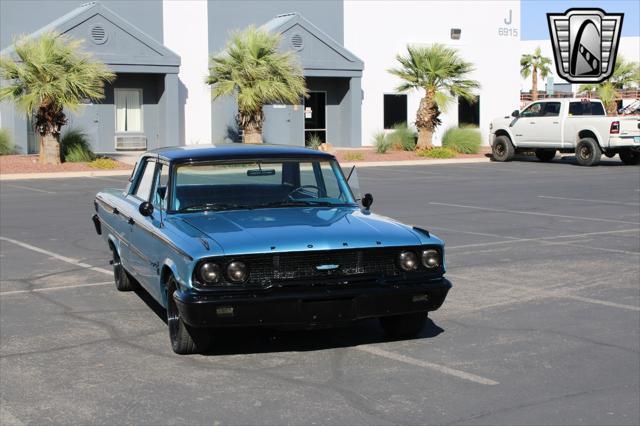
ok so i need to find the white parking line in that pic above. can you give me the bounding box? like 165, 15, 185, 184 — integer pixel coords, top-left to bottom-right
357, 345, 499, 386
0, 236, 112, 275
429, 202, 640, 225
537, 195, 640, 207
448, 274, 640, 312
0, 281, 112, 296
1, 183, 56, 194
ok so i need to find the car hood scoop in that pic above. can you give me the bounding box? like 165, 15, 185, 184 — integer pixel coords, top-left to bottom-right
179, 207, 421, 256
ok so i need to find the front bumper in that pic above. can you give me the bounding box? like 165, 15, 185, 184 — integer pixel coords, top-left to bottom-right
174, 278, 452, 328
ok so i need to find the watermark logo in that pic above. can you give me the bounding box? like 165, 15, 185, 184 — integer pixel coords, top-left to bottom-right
547, 8, 623, 83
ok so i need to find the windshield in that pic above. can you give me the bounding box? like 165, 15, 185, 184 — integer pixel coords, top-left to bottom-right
171, 159, 357, 212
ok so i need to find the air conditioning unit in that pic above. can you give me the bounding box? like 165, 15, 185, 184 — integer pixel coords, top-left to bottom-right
115, 135, 147, 151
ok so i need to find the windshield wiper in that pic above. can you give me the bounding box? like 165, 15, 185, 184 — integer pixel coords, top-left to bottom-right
256, 200, 342, 208
178, 202, 248, 212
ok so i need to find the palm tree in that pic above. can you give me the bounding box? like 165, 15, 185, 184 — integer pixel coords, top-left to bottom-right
520, 47, 552, 101
206, 26, 307, 144
388, 44, 479, 150
0, 32, 114, 164
579, 56, 640, 115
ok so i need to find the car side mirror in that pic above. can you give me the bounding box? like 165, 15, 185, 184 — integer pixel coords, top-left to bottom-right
139, 201, 154, 217
362, 193, 373, 210
511, 110, 520, 118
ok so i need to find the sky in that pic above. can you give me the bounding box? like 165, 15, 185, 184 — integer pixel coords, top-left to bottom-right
521, 0, 640, 40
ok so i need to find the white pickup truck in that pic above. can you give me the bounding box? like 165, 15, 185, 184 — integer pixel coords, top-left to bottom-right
490, 98, 640, 166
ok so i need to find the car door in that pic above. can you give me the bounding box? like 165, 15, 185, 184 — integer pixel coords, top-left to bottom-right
510, 102, 543, 146
530, 101, 562, 146
126, 158, 165, 299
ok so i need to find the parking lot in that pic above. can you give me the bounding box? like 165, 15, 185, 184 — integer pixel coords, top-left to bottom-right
1, 158, 639, 425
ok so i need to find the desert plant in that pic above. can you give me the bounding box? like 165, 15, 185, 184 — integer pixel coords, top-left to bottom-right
442, 126, 481, 154
0, 128, 17, 155
206, 26, 307, 144
387, 123, 416, 151
520, 47, 552, 101
306, 134, 323, 150
418, 147, 457, 159
373, 131, 391, 153
60, 128, 95, 162
0, 32, 114, 164
344, 152, 364, 161
579, 56, 640, 114
89, 157, 118, 169
388, 44, 479, 149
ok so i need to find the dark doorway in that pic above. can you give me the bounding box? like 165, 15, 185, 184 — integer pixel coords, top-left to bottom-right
458, 96, 480, 126
304, 92, 326, 146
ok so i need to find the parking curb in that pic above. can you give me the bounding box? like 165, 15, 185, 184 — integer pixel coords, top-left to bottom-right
0, 157, 491, 181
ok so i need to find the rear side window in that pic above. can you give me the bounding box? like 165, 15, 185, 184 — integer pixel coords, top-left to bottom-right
569, 102, 605, 116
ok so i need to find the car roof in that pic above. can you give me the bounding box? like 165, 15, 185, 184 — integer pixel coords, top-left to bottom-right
532, 98, 603, 103
146, 143, 335, 162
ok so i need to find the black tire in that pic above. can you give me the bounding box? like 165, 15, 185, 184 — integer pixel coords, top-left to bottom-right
111, 248, 136, 291
166, 276, 211, 355
535, 149, 556, 162
380, 313, 427, 339
492, 136, 515, 162
619, 149, 640, 165
575, 138, 602, 166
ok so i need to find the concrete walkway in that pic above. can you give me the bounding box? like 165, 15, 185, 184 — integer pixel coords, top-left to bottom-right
0, 157, 491, 181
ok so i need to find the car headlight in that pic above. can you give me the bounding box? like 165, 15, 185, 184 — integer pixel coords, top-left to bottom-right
399, 251, 418, 271
421, 249, 440, 269
198, 262, 221, 285
226, 261, 248, 283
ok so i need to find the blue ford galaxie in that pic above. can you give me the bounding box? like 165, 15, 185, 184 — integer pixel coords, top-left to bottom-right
92, 144, 451, 354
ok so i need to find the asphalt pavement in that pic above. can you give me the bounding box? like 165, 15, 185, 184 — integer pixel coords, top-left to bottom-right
1, 156, 639, 425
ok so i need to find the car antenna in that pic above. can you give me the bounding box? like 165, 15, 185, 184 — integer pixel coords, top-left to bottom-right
346, 165, 356, 182
157, 152, 164, 228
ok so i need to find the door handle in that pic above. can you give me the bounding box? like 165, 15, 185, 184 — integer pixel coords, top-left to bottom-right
529, 122, 536, 124
553, 121, 559, 124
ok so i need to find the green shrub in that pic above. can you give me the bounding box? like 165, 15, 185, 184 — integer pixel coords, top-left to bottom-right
373, 131, 391, 153
418, 147, 457, 159
387, 124, 416, 151
306, 134, 323, 150
0, 128, 16, 155
60, 129, 95, 162
344, 151, 364, 161
89, 157, 118, 169
442, 126, 481, 154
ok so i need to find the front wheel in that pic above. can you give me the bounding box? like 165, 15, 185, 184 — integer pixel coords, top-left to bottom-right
492, 136, 515, 162
380, 313, 427, 339
619, 149, 640, 165
167, 277, 211, 355
535, 149, 556, 162
575, 138, 602, 166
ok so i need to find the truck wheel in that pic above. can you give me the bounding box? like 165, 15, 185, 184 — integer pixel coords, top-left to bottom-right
535, 149, 556, 162
111, 248, 136, 291
619, 149, 640, 165
492, 136, 515, 162
380, 313, 427, 338
167, 276, 211, 355
575, 138, 602, 166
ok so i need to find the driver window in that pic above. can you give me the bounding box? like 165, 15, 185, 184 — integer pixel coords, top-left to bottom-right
520, 102, 543, 118
133, 160, 156, 201
152, 163, 169, 209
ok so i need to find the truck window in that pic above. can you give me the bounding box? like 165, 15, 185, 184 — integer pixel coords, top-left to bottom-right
520, 102, 543, 118
542, 102, 561, 117
569, 101, 605, 116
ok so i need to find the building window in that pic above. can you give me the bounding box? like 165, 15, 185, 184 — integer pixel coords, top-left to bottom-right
383, 94, 407, 129
458, 96, 480, 126
115, 89, 143, 133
